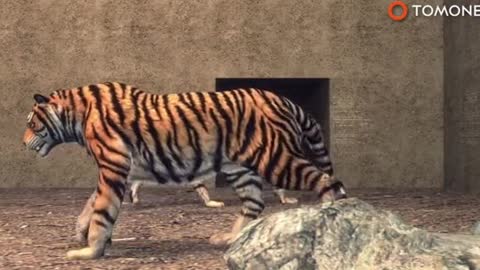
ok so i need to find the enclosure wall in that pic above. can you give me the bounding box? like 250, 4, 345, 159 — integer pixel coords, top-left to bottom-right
0, 0, 444, 188
444, 0, 480, 192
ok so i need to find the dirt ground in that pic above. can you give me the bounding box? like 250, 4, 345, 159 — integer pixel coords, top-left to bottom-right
0, 188, 479, 270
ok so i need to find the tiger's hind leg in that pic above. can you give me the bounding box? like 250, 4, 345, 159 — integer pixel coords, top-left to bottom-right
209, 167, 264, 245
193, 183, 224, 208
272, 187, 298, 204
129, 181, 143, 205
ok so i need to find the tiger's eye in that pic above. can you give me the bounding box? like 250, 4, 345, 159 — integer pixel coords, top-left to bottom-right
28, 122, 35, 129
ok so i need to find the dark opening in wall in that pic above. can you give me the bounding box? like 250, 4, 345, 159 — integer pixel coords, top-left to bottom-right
216, 78, 330, 145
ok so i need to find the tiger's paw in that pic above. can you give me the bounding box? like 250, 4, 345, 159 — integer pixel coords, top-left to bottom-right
132, 198, 140, 205
281, 197, 298, 204
205, 200, 225, 208
66, 247, 103, 260
209, 232, 234, 245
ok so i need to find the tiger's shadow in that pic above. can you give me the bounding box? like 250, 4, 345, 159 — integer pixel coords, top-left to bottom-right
105, 238, 227, 259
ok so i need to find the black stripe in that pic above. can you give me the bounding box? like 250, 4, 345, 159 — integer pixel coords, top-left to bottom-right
244, 117, 268, 169
176, 106, 203, 179
224, 169, 250, 182
143, 95, 181, 183
105, 110, 132, 148
276, 156, 292, 188
243, 212, 258, 219
149, 94, 163, 121
93, 220, 108, 229
232, 110, 256, 161
103, 176, 125, 201
240, 197, 265, 210
90, 85, 113, 138
318, 181, 344, 198
308, 172, 320, 190
221, 91, 235, 114
96, 146, 129, 172
230, 90, 244, 141
164, 132, 185, 168
197, 92, 207, 113
81, 103, 93, 146
209, 108, 223, 172
178, 93, 208, 131
233, 179, 263, 190
59, 106, 67, 126
284, 157, 294, 189
35, 108, 59, 140
118, 83, 127, 99
245, 89, 257, 105
92, 126, 129, 159
129, 92, 167, 183
99, 164, 128, 178
60, 90, 67, 99
77, 87, 88, 107
68, 90, 79, 142
304, 169, 317, 188
294, 162, 311, 190
107, 83, 126, 125
93, 209, 115, 224
208, 92, 233, 151
192, 183, 205, 189
264, 136, 283, 181
130, 89, 147, 149
162, 95, 182, 151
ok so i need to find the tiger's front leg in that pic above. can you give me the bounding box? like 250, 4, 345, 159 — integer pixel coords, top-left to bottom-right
67, 142, 130, 260
75, 190, 97, 244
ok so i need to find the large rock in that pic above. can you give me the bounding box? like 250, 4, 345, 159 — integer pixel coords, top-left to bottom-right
225, 198, 480, 270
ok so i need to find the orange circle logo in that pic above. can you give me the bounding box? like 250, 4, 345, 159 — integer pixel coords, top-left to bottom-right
388, 1, 408, 21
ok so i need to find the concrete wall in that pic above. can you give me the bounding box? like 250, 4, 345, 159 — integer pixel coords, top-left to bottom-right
444, 0, 480, 192
0, 0, 444, 188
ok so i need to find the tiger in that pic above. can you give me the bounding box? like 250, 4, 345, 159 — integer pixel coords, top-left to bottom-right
22, 82, 346, 260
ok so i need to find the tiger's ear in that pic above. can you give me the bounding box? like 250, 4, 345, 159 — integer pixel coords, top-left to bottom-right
33, 94, 50, 104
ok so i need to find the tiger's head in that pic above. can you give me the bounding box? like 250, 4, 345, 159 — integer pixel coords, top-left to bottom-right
23, 94, 65, 157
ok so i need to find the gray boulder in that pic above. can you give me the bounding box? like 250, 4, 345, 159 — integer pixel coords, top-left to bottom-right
225, 198, 480, 270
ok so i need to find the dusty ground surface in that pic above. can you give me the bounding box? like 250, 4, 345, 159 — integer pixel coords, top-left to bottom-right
0, 188, 479, 270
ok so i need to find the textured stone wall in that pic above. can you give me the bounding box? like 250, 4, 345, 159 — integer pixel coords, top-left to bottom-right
444, 0, 480, 192
0, 0, 444, 188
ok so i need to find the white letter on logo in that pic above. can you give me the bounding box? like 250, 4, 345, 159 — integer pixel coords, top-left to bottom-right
435, 6, 448, 16
412, 5, 422, 16
462, 5, 472, 16
422, 5, 434, 16
449, 5, 461, 16
473, 5, 480, 16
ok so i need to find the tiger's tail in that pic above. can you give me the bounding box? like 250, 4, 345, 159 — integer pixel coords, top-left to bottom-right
283, 97, 334, 175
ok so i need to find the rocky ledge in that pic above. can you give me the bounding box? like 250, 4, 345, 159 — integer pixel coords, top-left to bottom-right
225, 198, 480, 270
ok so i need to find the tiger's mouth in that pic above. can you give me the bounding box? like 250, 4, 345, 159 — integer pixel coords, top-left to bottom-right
25, 137, 50, 157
